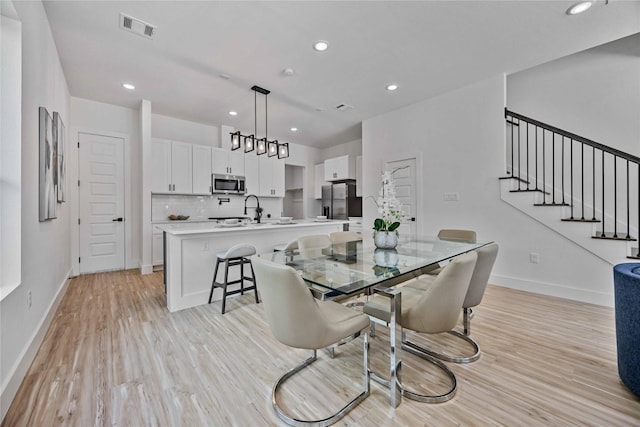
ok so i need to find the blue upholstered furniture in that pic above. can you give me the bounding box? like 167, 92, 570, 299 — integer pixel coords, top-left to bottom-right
613, 263, 640, 397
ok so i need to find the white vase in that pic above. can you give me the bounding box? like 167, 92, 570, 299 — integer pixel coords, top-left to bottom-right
374, 248, 399, 267
374, 230, 398, 250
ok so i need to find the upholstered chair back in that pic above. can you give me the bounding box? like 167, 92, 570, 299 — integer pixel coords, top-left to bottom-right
463, 243, 499, 309
403, 251, 477, 334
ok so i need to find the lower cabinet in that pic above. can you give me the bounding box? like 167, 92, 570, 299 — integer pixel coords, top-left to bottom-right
153, 229, 164, 266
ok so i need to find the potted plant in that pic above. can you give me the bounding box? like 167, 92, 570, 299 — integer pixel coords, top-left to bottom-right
370, 167, 407, 249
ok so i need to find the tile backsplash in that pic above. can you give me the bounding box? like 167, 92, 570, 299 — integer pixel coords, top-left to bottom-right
152, 194, 283, 222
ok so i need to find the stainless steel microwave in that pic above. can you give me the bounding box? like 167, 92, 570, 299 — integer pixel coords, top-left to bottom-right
212, 174, 246, 194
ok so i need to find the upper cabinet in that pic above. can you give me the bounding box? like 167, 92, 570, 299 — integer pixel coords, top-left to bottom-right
315, 163, 328, 199
151, 139, 193, 193
212, 147, 244, 176
192, 144, 212, 194
324, 155, 356, 181
244, 155, 284, 198
260, 157, 285, 197
356, 155, 363, 197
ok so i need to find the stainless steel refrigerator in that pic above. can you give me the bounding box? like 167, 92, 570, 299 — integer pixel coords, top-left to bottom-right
321, 181, 362, 219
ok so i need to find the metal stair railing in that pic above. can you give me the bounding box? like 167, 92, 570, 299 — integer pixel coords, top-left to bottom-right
501, 108, 639, 259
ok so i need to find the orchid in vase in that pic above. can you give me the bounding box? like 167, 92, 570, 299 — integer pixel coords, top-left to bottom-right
369, 166, 407, 248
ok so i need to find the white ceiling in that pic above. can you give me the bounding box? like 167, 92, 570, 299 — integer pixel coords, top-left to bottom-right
42, 1, 640, 149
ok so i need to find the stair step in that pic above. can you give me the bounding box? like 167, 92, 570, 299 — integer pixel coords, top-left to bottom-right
509, 189, 550, 195
561, 217, 600, 223
533, 202, 571, 207
592, 232, 637, 242
628, 248, 640, 260
499, 175, 530, 184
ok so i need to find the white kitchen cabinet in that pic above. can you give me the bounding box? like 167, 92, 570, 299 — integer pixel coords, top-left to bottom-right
315, 163, 329, 199
324, 155, 356, 181
356, 155, 363, 197
192, 144, 212, 194
151, 139, 193, 193
212, 147, 245, 176
244, 155, 259, 195
153, 232, 164, 266
259, 157, 285, 197
244, 156, 284, 197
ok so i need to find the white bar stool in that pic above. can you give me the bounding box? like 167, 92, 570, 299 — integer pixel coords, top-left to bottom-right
208, 244, 259, 314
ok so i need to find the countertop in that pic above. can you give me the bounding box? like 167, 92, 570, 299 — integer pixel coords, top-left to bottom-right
156, 219, 352, 235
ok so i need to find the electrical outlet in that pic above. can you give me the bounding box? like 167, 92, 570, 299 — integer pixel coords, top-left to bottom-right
529, 252, 540, 264
27, 290, 32, 309
203, 241, 209, 251
443, 192, 459, 201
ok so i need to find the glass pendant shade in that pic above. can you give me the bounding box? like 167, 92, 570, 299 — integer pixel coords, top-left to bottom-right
278, 142, 289, 159
267, 140, 278, 157
230, 131, 241, 151
244, 135, 255, 153
257, 138, 267, 155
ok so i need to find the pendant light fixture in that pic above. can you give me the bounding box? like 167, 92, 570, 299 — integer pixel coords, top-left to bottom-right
230, 85, 289, 159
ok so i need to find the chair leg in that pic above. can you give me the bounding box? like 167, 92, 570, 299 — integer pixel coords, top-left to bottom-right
240, 259, 245, 295
249, 259, 259, 304
209, 258, 221, 304
271, 334, 370, 427
405, 330, 480, 364
399, 338, 458, 403
221, 260, 229, 314
406, 307, 480, 364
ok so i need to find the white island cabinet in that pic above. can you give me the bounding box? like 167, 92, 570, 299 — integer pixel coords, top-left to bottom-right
157, 220, 349, 312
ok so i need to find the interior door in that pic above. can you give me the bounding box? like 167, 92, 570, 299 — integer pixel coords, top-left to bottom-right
79, 132, 125, 273
385, 158, 417, 240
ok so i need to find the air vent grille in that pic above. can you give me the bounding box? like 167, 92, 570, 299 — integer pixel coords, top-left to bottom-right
335, 103, 354, 112
119, 13, 156, 39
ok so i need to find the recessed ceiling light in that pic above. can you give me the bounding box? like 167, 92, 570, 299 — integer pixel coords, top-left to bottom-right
228, 111, 238, 116
566, 1, 593, 15
122, 83, 135, 90
290, 127, 298, 132
386, 84, 398, 91
313, 40, 329, 52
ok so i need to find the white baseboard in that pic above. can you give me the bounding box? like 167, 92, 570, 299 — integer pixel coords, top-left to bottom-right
491, 273, 614, 308
140, 263, 154, 275
1, 269, 71, 421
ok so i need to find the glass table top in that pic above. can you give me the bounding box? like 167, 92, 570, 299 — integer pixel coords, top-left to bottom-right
256, 237, 490, 296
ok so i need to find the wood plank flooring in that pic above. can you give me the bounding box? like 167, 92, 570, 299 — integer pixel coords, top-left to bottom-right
3, 269, 639, 426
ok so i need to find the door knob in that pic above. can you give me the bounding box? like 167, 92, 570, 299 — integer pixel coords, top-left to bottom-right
112, 218, 124, 222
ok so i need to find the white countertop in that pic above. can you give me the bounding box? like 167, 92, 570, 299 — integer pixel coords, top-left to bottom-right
156, 219, 352, 235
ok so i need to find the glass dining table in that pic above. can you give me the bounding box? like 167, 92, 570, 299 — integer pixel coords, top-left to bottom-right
256, 235, 491, 408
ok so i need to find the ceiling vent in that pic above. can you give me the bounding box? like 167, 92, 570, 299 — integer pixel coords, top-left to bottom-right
335, 103, 354, 112
119, 13, 156, 39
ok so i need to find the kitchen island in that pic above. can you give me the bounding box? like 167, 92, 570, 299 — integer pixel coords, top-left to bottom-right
157, 219, 351, 312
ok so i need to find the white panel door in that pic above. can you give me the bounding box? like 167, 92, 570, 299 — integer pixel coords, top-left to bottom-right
211, 147, 229, 175
386, 158, 417, 240
192, 144, 212, 194
79, 133, 125, 273
272, 160, 285, 197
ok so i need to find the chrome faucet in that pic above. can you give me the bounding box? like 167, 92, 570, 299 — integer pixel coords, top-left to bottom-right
244, 194, 262, 223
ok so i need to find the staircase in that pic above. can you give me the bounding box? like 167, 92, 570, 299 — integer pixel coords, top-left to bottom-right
500, 109, 640, 265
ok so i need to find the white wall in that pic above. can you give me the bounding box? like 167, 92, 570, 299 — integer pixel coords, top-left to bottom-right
1, 0, 71, 418
70, 97, 141, 272
507, 33, 640, 158
363, 74, 613, 306
152, 114, 219, 146
320, 138, 362, 161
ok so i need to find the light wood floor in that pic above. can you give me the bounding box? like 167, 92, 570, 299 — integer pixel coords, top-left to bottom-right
3, 269, 640, 426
